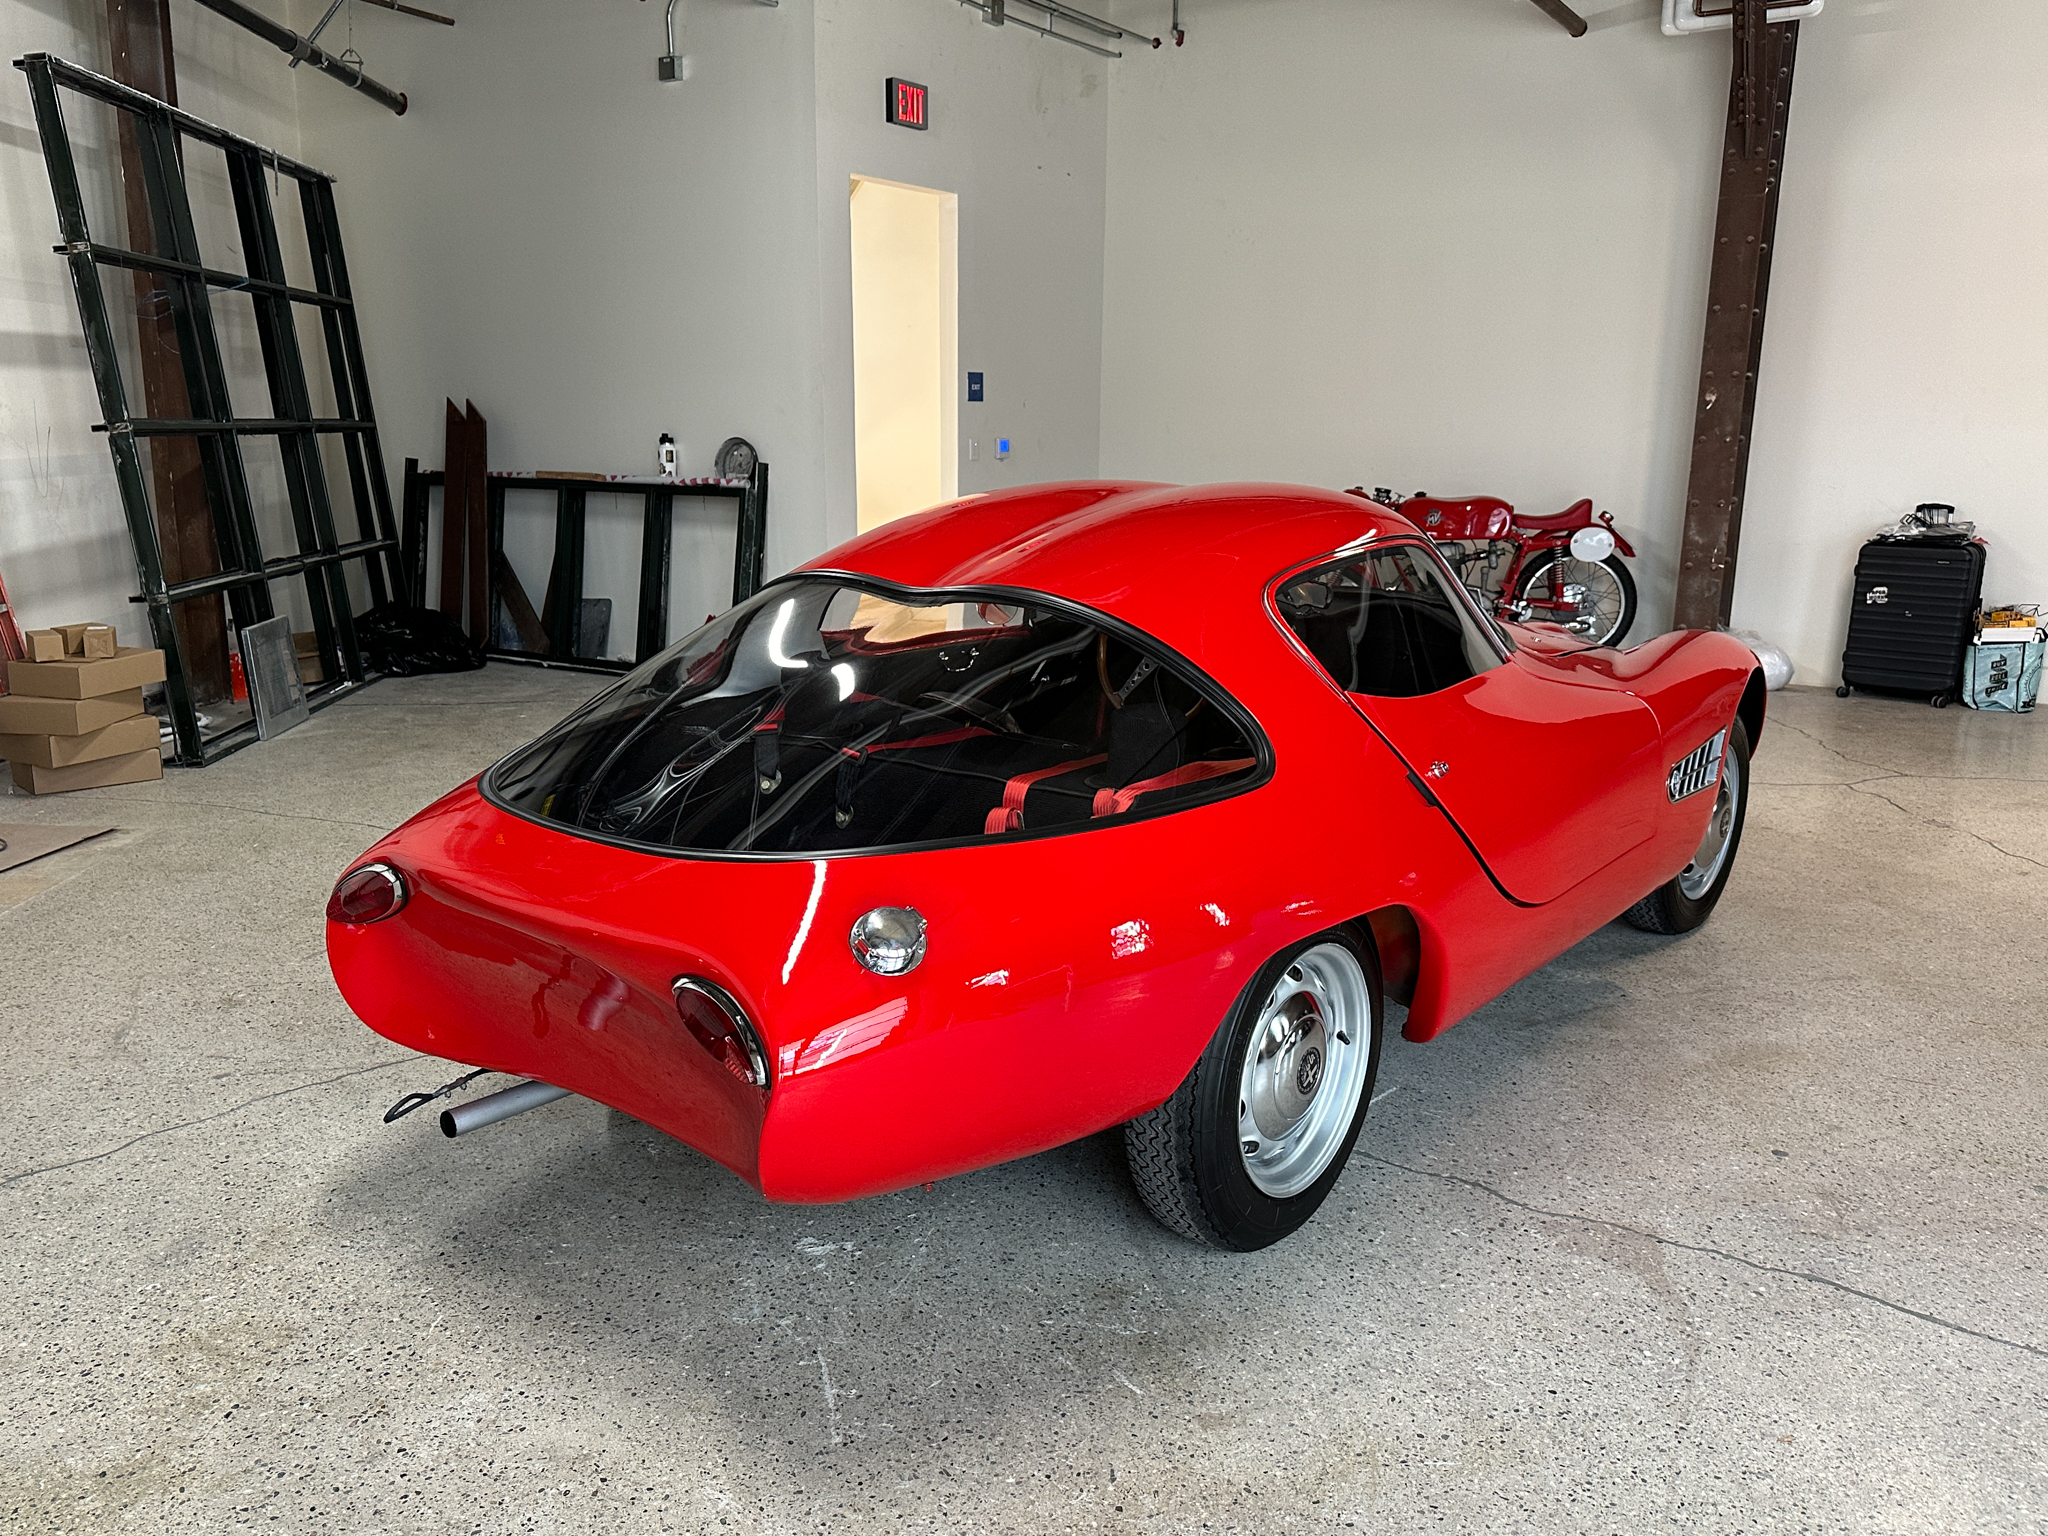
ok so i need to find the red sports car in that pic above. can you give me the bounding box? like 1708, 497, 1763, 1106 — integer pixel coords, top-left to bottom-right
328, 482, 1762, 1250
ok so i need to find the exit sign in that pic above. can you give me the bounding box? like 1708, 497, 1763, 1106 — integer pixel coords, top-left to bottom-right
886, 78, 928, 130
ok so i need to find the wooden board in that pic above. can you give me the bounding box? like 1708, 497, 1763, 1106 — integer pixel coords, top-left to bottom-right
439, 397, 467, 617
464, 400, 489, 643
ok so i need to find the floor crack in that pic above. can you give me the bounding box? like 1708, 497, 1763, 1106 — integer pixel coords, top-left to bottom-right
1359, 1153, 2048, 1361
1, 1057, 415, 1190
1769, 720, 1906, 779
79, 795, 396, 834
1756, 776, 1914, 789
1844, 782, 2048, 871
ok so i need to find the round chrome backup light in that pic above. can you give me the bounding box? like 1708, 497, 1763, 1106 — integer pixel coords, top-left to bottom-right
326, 862, 408, 925
849, 907, 927, 976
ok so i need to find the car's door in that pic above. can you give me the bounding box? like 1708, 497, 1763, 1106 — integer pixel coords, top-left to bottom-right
1274, 542, 1664, 906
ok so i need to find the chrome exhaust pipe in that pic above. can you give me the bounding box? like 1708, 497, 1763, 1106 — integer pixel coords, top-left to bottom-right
439, 1079, 572, 1138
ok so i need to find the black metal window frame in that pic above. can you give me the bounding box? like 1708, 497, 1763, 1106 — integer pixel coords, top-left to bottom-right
16, 53, 403, 765
398, 466, 770, 673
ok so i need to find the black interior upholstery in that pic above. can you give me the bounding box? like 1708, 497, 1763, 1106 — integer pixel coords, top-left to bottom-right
1289, 591, 1473, 699
492, 582, 1264, 854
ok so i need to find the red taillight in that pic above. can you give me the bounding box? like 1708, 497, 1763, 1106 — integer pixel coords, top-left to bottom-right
327, 862, 408, 924
672, 977, 769, 1088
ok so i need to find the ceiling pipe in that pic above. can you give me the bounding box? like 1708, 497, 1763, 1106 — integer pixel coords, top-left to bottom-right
187, 0, 408, 113
354, 0, 455, 22
959, 0, 1157, 58
1527, 0, 1590, 37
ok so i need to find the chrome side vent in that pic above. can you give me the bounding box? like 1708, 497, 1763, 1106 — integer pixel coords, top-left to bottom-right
1667, 729, 1727, 803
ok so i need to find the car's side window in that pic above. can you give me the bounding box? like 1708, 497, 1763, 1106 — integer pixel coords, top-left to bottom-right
1276, 544, 1504, 699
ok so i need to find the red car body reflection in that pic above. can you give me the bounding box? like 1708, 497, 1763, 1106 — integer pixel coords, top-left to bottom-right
327, 482, 1763, 1203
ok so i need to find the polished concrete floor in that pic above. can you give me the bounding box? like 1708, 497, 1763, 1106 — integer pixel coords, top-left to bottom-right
1, 670, 2043, 1535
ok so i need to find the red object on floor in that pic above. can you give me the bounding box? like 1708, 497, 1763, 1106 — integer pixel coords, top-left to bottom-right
229, 651, 248, 701
0, 560, 24, 693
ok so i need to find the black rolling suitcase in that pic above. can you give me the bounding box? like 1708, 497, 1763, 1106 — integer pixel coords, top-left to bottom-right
1838, 532, 1986, 707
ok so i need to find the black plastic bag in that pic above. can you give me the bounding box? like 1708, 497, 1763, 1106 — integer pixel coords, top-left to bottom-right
355, 604, 487, 676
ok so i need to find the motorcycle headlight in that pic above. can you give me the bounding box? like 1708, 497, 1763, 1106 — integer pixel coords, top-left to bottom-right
1569, 525, 1617, 563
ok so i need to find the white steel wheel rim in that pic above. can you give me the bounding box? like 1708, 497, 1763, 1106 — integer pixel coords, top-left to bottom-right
1237, 943, 1374, 1199
1678, 736, 1742, 899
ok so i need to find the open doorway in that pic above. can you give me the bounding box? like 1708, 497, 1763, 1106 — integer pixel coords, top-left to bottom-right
850, 176, 958, 533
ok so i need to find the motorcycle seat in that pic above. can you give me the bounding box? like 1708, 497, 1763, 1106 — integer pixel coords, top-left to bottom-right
1512, 498, 1597, 530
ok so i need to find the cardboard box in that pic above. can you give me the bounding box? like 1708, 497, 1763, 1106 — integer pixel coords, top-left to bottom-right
55, 622, 117, 659
0, 689, 145, 736
10, 746, 162, 795
0, 713, 160, 769
293, 631, 326, 686
5, 647, 165, 701
23, 629, 66, 663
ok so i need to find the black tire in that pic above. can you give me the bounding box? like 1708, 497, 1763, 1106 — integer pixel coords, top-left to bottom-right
1933, 694, 1950, 709
1514, 550, 1638, 648
1836, 686, 1852, 698
1623, 716, 1751, 935
1124, 927, 1384, 1251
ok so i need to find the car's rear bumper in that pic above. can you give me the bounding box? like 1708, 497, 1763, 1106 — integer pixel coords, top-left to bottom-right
326, 778, 1296, 1202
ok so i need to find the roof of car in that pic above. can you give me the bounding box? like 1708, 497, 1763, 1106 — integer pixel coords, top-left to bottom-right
797, 481, 1426, 656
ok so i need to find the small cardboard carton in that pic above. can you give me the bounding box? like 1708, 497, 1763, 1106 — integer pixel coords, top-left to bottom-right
5, 647, 166, 701
0, 689, 145, 737
294, 631, 326, 686
54, 622, 117, 659
23, 629, 66, 663
10, 746, 161, 795
0, 713, 160, 769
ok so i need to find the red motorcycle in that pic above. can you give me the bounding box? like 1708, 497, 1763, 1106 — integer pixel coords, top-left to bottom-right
1351, 487, 1640, 649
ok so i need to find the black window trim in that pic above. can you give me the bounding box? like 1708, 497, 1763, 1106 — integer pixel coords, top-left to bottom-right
477, 570, 1277, 863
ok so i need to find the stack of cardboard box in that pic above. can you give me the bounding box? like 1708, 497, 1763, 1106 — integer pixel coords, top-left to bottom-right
0, 624, 166, 794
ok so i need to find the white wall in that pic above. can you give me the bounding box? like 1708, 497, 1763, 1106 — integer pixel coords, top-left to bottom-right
0, 0, 303, 644
812, 0, 1108, 543
1099, 0, 2048, 682
291, 0, 827, 638
1101, 0, 1720, 641
11, 0, 2037, 684
1734, 0, 2048, 672
290, 0, 1108, 627
3, 0, 1109, 667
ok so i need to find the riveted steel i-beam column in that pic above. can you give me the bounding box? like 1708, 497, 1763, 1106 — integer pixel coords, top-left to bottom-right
105, 0, 234, 704
1674, 0, 1800, 629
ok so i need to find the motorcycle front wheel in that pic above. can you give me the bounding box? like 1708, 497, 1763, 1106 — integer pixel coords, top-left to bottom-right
1513, 550, 1638, 648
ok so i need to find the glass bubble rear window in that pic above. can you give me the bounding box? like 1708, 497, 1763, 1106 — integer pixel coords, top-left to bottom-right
485, 579, 1266, 856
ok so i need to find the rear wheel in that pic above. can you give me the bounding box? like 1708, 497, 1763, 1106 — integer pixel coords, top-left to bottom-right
1124, 928, 1383, 1250
1623, 717, 1750, 935
1515, 550, 1638, 648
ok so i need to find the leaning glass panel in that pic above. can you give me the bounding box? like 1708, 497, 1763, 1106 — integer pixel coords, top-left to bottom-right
486, 579, 1264, 855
